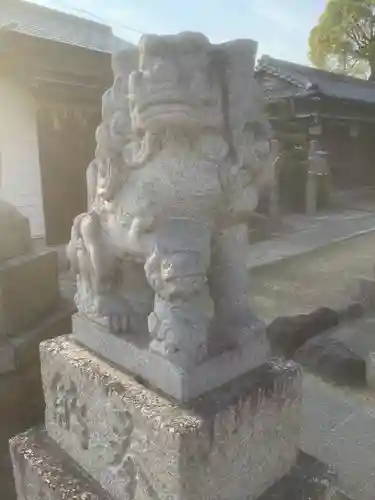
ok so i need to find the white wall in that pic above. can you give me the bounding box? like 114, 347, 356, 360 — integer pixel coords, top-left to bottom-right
0, 77, 45, 238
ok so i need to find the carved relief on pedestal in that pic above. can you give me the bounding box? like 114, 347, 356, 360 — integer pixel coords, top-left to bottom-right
47, 367, 168, 500
67, 32, 274, 369
108, 409, 137, 499
50, 374, 89, 450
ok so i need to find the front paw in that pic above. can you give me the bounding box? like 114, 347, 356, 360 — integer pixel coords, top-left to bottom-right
96, 296, 131, 335
109, 312, 129, 334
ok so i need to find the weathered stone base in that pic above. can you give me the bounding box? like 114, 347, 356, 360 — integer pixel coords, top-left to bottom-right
10, 427, 109, 500
73, 313, 270, 401
40, 336, 301, 500
1, 302, 73, 500
0, 250, 60, 336
0, 200, 31, 263
0, 302, 73, 444
10, 427, 341, 500
0, 299, 74, 375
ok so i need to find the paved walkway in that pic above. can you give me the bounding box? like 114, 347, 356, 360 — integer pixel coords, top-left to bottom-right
302, 373, 375, 500
249, 229, 375, 323
247, 210, 375, 270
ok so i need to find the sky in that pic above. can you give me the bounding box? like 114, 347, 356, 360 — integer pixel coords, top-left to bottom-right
28, 0, 327, 65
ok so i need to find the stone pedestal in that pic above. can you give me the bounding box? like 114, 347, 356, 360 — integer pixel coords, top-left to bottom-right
10, 429, 338, 500
0, 202, 74, 500
72, 314, 270, 402
14, 336, 301, 500
1, 302, 72, 498
10, 335, 340, 500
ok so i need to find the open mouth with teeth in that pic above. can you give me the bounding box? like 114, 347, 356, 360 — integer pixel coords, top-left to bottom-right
134, 101, 203, 129
135, 98, 198, 115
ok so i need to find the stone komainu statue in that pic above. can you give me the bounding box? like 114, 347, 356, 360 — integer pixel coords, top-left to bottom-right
67, 32, 273, 368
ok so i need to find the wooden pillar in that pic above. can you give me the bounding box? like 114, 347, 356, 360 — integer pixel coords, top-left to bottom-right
306, 137, 330, 216
306, 140, 317, 215
306, 120, 322, 216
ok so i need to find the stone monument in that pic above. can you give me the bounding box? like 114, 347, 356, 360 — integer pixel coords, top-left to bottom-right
10, 33, 337, 499
0, 201, 73, 499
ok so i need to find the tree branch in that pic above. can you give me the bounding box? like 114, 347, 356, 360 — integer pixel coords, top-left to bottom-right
347, 29, 362, 48
353, 20, 370, 43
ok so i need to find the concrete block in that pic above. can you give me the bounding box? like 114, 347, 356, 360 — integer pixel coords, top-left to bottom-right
0, 302, 73, 446
0, 302, 73, 500
73, 313, 270, 402
41, 336, 302, 500
1, 452, 17, 500
10, 427, 109, 500
0, 250, 59, 337
0, 298, 73, 375
0, 200, 31, 263
0, 358, 43, 449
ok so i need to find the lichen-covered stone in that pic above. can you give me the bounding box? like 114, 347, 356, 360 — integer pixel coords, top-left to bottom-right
41, 336, 302, 500
10, 427, 111, 500
10, 430, 342, 500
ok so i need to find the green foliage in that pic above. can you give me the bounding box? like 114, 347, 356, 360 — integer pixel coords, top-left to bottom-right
309, 0, 375, 79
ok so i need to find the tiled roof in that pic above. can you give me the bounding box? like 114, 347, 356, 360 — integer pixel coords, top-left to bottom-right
256, 55, 375, 104
0, 0, 133, 53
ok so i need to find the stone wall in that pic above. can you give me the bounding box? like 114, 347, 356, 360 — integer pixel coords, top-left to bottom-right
0, 77, 45, 238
